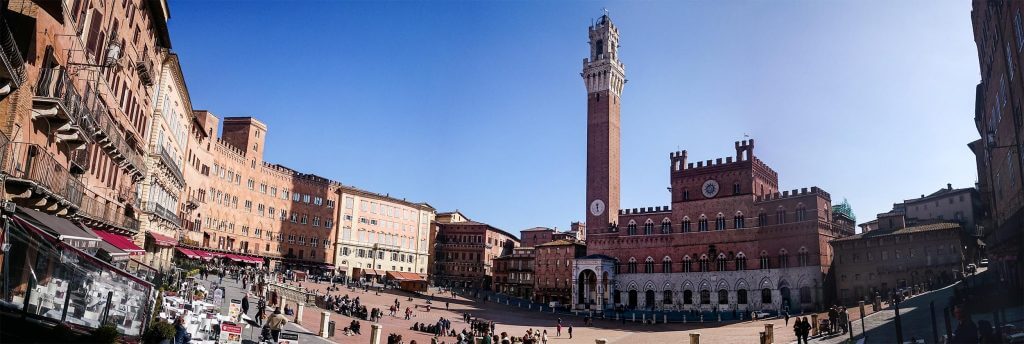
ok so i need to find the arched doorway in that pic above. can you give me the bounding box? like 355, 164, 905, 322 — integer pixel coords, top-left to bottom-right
577, 269, 598, 305
628, 290, 638, 309
780, 286, 792, 311
645, 290, 656, 309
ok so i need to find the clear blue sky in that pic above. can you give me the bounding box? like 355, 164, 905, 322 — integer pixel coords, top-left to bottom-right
168, 0, 979, 233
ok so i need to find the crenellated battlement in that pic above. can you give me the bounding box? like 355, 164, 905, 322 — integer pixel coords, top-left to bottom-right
618, 205, 671, 215
756, 186, 831, 202
671, 139, 758, 173
214, 139, 246, 162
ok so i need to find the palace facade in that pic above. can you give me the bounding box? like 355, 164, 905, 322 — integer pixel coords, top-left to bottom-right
572, 15, 854, 315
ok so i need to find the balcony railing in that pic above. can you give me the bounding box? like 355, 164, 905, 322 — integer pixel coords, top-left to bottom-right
69, 142, 90, 174
1, 142, 84, 207
0, 14, 26, 98
145, 201, 181, 228
82, 86, 146, 178
136, 57, 154, 86
77, 195, 140, 234
154, 145, 185, 186
32, 68, 89, 148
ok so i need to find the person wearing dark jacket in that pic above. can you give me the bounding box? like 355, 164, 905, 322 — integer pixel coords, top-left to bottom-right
174, 316, 191, 344
241, 294, 250, 318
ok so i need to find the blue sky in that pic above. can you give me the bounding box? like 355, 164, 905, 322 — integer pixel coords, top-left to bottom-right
168, 0, 980, 233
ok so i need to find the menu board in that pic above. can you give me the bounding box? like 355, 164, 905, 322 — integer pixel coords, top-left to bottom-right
219, 322, 243, 344
228, 299, 242, 322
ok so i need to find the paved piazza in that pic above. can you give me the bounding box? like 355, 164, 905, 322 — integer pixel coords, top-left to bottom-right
285, 279, 800, 344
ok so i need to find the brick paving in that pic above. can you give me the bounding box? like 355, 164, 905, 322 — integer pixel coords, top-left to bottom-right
282, 279, 801, 344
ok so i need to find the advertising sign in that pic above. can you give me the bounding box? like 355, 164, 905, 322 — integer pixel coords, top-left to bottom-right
228, 299, 242, 321
219, 321, 243, 344
278, 332, 299, 344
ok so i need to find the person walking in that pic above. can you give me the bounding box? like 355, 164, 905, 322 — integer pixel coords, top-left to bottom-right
255, 298, 267, 326
267, 307, 288, 342
567, 324, 573, 339
800, 317, 811, 344
556, 323, 561, 337
784, 310, 790, 325
793, 317, 803, 344
241, 294, 250, 318
541, 330, 548, 344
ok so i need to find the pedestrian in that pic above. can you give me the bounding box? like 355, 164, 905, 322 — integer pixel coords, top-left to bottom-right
784, 310, 789, 325
174, 316, 190, 344
793, 317, 803, 344
541, 330, 548, 344
567, 324, 573, 339
241, 294, 250, 317
256, 298, 267, 326
556, 323, 561, 337
267, 307, 288, 342
951, 306, 978, 343
800, 317, 811, 344
446, 301, 450, 310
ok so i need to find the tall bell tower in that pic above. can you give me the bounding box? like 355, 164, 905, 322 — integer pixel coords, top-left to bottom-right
583, 14, 625, 233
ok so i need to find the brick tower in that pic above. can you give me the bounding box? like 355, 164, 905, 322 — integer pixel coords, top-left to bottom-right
583, 14, 626, 234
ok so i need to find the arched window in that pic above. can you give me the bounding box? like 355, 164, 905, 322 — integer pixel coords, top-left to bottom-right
734, 211, 745, 229
681, 216, 692, 232
776, 207, 786, 224
682, 255, 692, 273
796, 203, 807, 221
699, 255, 710, 272
644, 257, 655, 273
779, 248, 790, 268
737, 289, 748, 304
662, 256, 673, 273
717, 253, 728, 271
683, 290, 693, 304
627, 220, 637, 235
800, 286, 812, 303
700, 290, 711, 304
718, 289, 729, 304
758, 210, 767, 226
761, 288, 772, 304
759, 251, 770, 270
628, 257, 638, 273
643, 219, 654, 235
698, 215, 709, 232
798, 247, 810, 266
661, 218, 672, 234
715, 213, 726, 230
663, 290, 673, 304
733, 182, 741, 195
735, 252, 747, 270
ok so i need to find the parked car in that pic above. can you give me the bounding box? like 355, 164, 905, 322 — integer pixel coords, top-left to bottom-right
979, 258, 989, 267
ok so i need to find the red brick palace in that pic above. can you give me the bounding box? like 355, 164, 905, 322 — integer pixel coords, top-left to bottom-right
572, 15, 854, 315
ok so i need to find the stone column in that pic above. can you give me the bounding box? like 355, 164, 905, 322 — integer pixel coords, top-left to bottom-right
319, 311, 330, 337
764, 323, 774, 344
370, 323, 382, 344
689, 333, 700, 344
295, 302, 304, 325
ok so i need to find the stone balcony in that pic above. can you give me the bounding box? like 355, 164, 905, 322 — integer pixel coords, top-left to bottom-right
1, 142, 85, 216
0, 14, 25, 102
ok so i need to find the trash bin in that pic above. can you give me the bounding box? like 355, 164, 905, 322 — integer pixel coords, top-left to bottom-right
328, 320, 336, 337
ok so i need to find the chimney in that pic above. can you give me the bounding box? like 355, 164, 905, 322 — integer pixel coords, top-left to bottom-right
947, 183, 952, 190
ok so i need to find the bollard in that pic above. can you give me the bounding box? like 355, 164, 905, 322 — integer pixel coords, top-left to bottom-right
596, 339, 608, 344
764, 323, 774, 344
811, 314, 819, 336
643, 313, 646, 323
664, 314, 668, 324
369, 323, 382, 344
717, 313, 721, 322
632, 313, 636, 322
689, 332, 700, 344
319, 311, 330, 337
295, 302, 304, 325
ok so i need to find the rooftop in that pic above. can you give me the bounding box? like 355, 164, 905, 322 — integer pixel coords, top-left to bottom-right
833, 222, 960, 242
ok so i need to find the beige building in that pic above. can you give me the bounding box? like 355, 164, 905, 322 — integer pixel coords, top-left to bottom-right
333, 188, 435, 280
138, 52, 191, 272
830, 213, 964, 305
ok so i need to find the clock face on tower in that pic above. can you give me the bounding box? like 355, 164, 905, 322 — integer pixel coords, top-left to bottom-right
702, 179, 720, 198
590, 199, 606, 216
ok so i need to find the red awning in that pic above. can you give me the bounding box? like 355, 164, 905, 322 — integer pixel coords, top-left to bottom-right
93, 229, 145, 256
147, 231, 177, 247
176, 247, 200, 259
